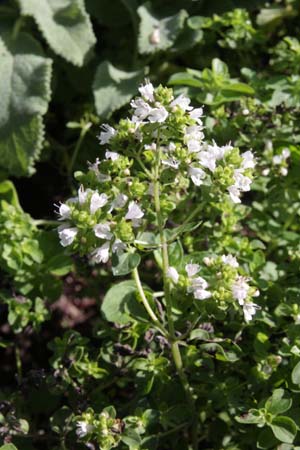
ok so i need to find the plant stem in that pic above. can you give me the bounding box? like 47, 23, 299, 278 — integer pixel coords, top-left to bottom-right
153, 143, 198, 449
15, 345, 22, 384
68, 122, 92, 181
132, 267, 168, 336
34, 219, 59, 227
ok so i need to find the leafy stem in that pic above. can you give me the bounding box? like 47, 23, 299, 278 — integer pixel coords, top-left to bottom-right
153, 135, 198, 449
132, 267, 168, 336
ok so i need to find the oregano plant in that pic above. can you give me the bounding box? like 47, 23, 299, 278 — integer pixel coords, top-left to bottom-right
56, 82, 260, 449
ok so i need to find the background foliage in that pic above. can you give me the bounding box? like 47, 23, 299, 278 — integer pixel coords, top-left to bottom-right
1, 0, 300, 449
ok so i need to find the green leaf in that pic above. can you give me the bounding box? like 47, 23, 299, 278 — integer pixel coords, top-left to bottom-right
18, 0, 96, 66
47, 254, 73, 276
112, 252, 141, 276
292, 360, 300, 384
138, 2, 188, 54
0, 32, 52, 176
101, 280, 148, 324
270, 416, 297, 444
265, 389, 292, 415
0, 180, 21, 209
257, 427, 279, 449
121, 428, 142, 447
235, 409, 265, 425
93, 61, 144, 117
168, 71, 203, 88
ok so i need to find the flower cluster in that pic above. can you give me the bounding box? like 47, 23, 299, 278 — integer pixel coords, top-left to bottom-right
75, 408, 124, 450
98, 81, 256, 204
57, 185, 144, 263
262, 141, 291, 177
167, 253, 259, 322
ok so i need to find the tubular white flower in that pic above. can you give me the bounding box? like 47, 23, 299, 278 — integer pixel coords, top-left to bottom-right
167, 266, 179, 284
189, 107, 204, 123
188, 166, 206, 186
110, 193, 128, 212
98, 124, 116, 145
197, 151, 217, 172
170, 94, 192, 111
90, 192, 108, 214
131, 98, 152, 122
233, 171, 252, 192
92, 242, 110, 263
94, 223, 113, 240
105, 151, 119, 161
221, 254, 239, 268
193, 288, 212, 300
232, 276, 250, 305
76, 421, 94, 438
243, 302, 259, 322
161, 158, 180, 169
241, 150, 256, 169
58, 203, 71, 220
125, 201, 144, 220
139, 81, 155, 102
148, 106, 168, 123
78, 186, 89, 205
58, 226, 78, 247
228, 185, 241, 204
185, 264, 200, 277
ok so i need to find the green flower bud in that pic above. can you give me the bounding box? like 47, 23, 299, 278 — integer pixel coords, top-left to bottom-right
115, 218, 135, 242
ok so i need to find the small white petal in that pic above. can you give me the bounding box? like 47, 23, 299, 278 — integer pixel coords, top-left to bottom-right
232, 276, 249, 304
162, 158, 180, 169
139, 81, 155, 102
167, 267, 179, 284
185, 263, 200, 277
98, 124, 116, 145
112, 239, 126, 254
228, 185, 241, 204
188, 167, 206, 186
58, 226, 78, 247
58, 203, 71, 220
92, 242, 110, 263
90, 192, 108, 214
125, 201, 144, 220
241, 150, 256, 169
148, 106, 168, 123
221, 254, 239, 268
105, 151, 119, 161
170, 94, 192, 111
94, 223, 113, 240
193, 288, 211, 300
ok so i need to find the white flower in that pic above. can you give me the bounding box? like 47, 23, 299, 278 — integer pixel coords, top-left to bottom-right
58, 203, 71, 220
125, 201, 144, 220
148, 106, 168, 123
94, 223, 113, 240
282, 148, 290, 159
280, 167, 288, 176
193, 288, 212, 300
144, 143, 157, 151
188, 167, 206, 186
233, 171, 252, 192
170, 94, 192, 111
203, 256, 214, 266
207, 141, 228, 161
228, 185, 241, 204
190, 276, 209, 291
110, 193, 128, 211
112, 239, 126, 254
221, 254, 239, 268
92, 242, 110, 263
98, 124, 116, 145
162, 158, 180, 169
243, 302, 259, 322
58, 226, 78, 247
131, 98, 152, 122
184, 125, 204, 153
189, 107, 203, 123
78, 186, 89, 204
88, 157, 100, 173
262, 168, 270, 176
139, 81, 155, 102
185, 264, 200, 277
105, 151, 119, 161
232, 276, 250, 305
272, 155, 282, 165
90, 192, 108, 214
197, 151, 217, 172
76, 421, 94, 438
167, 267, 179, 284
241, 150, 255, 169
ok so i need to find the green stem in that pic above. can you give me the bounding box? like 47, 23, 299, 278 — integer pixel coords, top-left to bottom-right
15, 345, 22, 384
34, 219, 59, 227
132, 267, 168, 336
153, 143, 198, 449
68, 123, 91, 181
